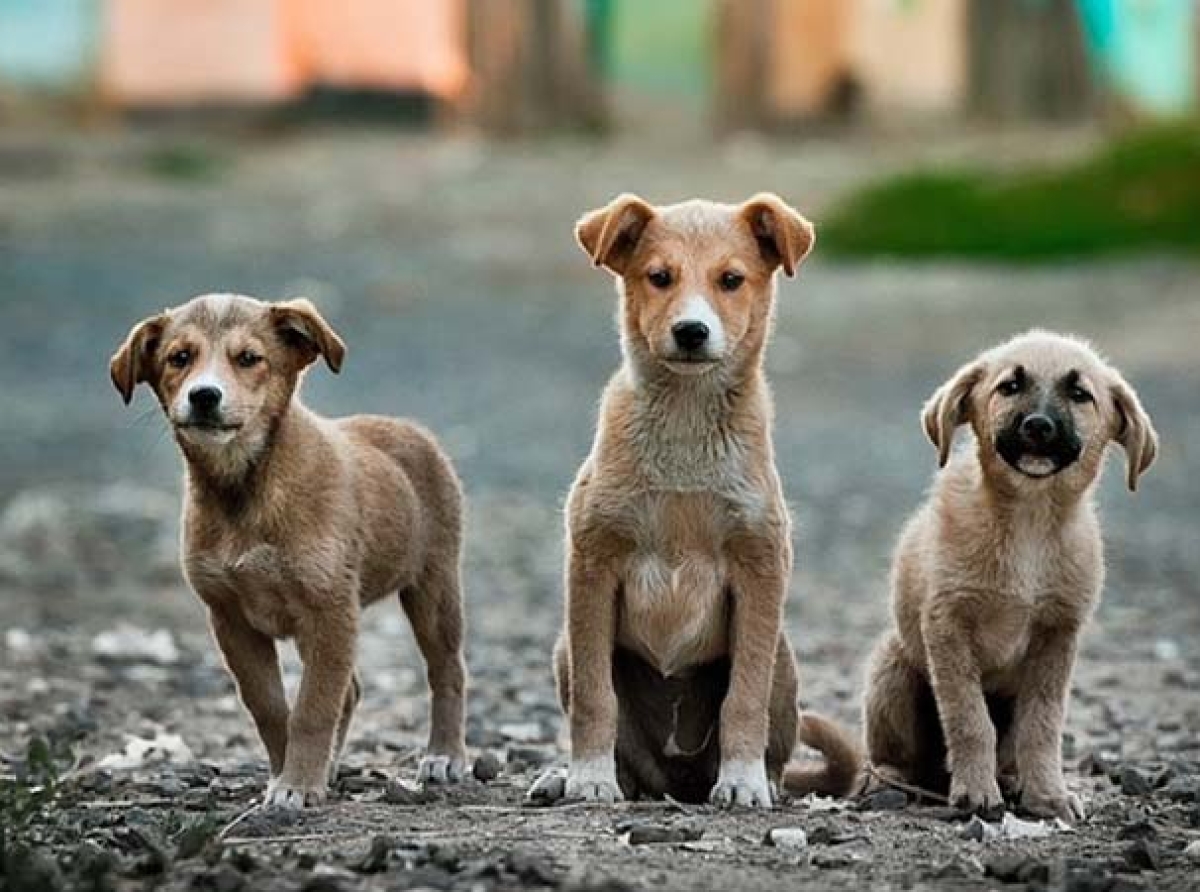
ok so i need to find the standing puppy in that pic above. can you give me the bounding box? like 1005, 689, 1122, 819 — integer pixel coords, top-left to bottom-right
534, 194, 815, 808
794, 331, 1157, 821
110, 294, 468, 808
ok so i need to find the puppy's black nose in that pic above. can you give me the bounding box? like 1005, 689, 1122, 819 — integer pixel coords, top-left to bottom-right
188, 386, 222, 413
672, 321, 710, 352
1020, 413, 1056, 444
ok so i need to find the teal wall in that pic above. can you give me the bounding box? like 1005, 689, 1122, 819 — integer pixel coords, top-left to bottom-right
0, 0, 98, 90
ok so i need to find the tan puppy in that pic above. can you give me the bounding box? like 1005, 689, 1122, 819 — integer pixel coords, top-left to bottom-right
795, 331, 1158, 821
531, 194, 815, 808
110, 294, 468, 808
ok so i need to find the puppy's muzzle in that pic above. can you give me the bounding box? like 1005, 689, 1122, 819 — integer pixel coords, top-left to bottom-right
178, 385, 241, 432
996, 410, 1081, 478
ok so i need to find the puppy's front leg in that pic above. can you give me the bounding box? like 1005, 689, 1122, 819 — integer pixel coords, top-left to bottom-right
266, 610, 357, 810
209, 606, 289, 777
712, 540, 787, 809
564, 547, 622, 803
1014, 627, 1083, 821
924, 613, 1003, 815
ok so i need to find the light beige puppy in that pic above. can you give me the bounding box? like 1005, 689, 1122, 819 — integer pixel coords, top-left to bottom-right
111, 294, 468, 808
532, 193, 817, 808
793, 331, 1158, 820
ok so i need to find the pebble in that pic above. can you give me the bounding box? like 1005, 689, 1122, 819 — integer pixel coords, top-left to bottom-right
1123, 838, 1160, 871
984, 853, 1049, 885
958, 815, 989, 842
1118, 766, 1153, 796
764, 827, 808, 851
1184, 840, 1200, 864
1160, 776, 1199, 803
472, 751, 502, 782
624, 823, 703, 845
382, 779, 432, 805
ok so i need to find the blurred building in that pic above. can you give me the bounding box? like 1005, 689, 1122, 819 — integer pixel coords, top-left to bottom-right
0, 0, 1194, 129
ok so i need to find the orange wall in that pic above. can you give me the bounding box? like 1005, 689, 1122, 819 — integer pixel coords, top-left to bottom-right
102, 0, 466, 106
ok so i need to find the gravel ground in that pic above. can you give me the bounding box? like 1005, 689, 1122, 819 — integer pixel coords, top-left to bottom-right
1, 126, 1198, 891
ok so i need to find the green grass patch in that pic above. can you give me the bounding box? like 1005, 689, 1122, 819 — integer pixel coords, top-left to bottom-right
142, 143, 225, 183
821, 124, 1200, 261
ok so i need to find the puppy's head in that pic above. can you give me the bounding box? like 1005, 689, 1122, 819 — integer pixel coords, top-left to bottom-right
576, 193, 814, 377
110, 293, 344, 459
923, 331, 1158, 493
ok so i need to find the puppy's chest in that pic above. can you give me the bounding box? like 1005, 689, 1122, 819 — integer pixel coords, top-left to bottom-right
185, 537, 326, 639
615, 495, 733, 677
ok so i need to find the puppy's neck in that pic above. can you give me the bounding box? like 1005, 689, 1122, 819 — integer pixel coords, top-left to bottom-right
180, 400, 315, 519
948, 450, 1093, 531
621, 360, 768, 492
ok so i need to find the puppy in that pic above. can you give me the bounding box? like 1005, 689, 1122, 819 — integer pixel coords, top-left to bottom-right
110, 294, 468, 808
531, 194, 816, 808
793, 331, 1158, 820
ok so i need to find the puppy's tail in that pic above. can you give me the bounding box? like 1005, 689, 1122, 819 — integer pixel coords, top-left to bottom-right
782, 712, 863, 798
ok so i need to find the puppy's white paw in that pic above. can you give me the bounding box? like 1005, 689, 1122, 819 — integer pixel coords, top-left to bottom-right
1021, 783, 1085, 823
710, 759, 773, 809
418, 753, 466, 785
264, 777, 327, 810
950, 770, 1004, 817
565, 755, 623, 804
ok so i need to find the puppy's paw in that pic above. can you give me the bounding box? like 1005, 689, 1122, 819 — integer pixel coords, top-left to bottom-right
1021, 784, 1084, 823
949, 771, 1004, 818
564, 756, 623, 804
527, 766, 567, 804
710, 759, 773, 809
264, 777, 327, 810
417, 753, 466, 785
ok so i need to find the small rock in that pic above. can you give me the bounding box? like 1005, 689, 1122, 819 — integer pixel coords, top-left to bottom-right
1160, 776, 1200, 803
1118, 766, 1153, 797
860, 788, 907, 811
1123, 839, 1160, 871
958, 815, 991, 842
1183, 840, 1200, 864
507, 851, 558, 885
812, 851, 860, 869
764, 827, 807, 851
383, 779, 432, 805
525, 769, 565, 805
192, 865, 245, 892
473, 751, 502, 783
624, 823, 703, 845
354, 836, 395, 874
984, 854, 1049, 885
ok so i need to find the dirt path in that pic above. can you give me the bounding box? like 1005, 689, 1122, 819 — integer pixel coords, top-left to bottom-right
1, 128, 1198, 891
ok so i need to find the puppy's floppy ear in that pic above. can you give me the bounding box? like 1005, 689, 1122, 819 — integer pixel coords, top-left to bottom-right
740, 193, 815, 277
110, 314, 168, 405
1108, 372, 1158, 492
922, 360, 986, 468
270, 298, 346, 373
575, 194, 656, 275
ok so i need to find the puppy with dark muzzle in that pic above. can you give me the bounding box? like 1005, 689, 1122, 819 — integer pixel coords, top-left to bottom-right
110, 294, 468, 808
792, 331, 1158, 821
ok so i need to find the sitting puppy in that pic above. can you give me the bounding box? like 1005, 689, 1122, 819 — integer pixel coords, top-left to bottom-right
794, 331, 1157, 820
110, 294, 468, 808
531, 194, 817, 808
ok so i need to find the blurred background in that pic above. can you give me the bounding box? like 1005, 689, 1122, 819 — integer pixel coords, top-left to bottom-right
0, 0, 1198, 815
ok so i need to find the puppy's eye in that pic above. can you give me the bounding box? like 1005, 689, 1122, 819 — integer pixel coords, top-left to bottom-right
167, 349, 191, 369
647, 269, 673, 290
719, 271, 745, 292
1068, 384, 1093, 404
236, 350, 262, 369
996, 378, 1023, 397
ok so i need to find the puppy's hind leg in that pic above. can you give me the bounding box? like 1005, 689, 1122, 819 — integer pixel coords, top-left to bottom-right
864, 634, 949, 800
328, 671, 362, 784
400, 566, 468, 785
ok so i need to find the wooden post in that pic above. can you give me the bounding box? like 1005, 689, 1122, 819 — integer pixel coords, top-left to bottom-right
464, 0, 606, 134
